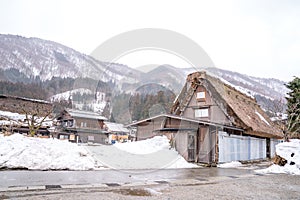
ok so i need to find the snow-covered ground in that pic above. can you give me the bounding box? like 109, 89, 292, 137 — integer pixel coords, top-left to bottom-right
256, 139, 300, 175
0, 134, 197, 170
87, 136, 198, 169
217, 161, 243, 168
0, 134, 99, 170
114, 135, 170, 154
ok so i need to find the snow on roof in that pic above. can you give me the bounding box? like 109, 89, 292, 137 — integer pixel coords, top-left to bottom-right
255, 110, 270, 126
173, 71, 282, 138
0, 110, 53, 127
0, 94, 50, 104
205, 71, 255, 99
66, 109, 107, 121
105, 122, 129, 133
0, 110, 26, 121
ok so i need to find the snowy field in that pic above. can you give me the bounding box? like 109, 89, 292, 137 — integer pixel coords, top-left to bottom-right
86, 135, 198, 169
2, 133, 298, 173
217, 161, 243, 168
0, 134, 197, 170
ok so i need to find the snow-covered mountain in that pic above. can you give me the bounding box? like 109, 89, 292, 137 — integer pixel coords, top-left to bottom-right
0, 34, 141, 83
140, 65, 288, 101
0, 34, 289, 110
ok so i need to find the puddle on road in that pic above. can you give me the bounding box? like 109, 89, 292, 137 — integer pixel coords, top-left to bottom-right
113, 188, 153, 196
113, 187, 164, 196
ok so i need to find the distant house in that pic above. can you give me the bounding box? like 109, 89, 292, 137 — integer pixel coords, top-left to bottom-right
105, 122, 130, 144
54, 109, 107, 143
54, 109, 129, 144
127, 71, 283, 164
0, 95, 53, 136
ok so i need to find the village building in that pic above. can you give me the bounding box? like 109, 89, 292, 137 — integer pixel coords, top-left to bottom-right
105, 122, 130, 144
54, 109, 129, 144
0, 94, 53, 136
127, 71, 283, 164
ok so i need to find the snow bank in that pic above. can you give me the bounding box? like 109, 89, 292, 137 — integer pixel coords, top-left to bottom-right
114, 136, 170, 154
0, 134, 99, 170
111, 135, 198, 169
255, 139, 300, 175
217, 161, 243, 168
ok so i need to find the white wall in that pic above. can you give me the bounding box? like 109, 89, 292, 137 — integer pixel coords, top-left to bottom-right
218, 131, 267, 163
270, 138, 282, 157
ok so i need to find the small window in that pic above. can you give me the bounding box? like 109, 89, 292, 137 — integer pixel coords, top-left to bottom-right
195, 108, 209, 118
88, 135, 94, 141
59, 134, 69, 140
196, 91, 205, 99
68, 120, 74, 127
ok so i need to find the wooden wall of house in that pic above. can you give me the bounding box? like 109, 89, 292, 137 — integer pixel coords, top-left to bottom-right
78, 132, 108, 144
166, 118, 199, 130
197, 126, 217, 163
74, 118, 105, 129
136, 118, 163, 140
182, 85, 229, 125
157, 130, 195, 162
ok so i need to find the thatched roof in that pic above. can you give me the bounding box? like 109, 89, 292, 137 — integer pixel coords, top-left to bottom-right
183, 71, 282, 138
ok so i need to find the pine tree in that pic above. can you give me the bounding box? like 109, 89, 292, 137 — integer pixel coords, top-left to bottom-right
285, 76, 300, 139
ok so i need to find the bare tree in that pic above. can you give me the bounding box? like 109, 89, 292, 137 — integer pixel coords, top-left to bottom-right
22, 104, 52, 137
267, 99, 300, 141
285, 102, 300, 140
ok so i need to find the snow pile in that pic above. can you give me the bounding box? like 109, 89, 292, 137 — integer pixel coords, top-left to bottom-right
0, 134, 99, 170
114, 136, 170, 154
217, 161, 243, 168
256, 140, 300, 175
91, 135, 198, 169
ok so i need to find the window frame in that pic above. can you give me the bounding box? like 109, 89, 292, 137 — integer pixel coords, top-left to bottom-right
195, 108, 209, 118
196, 91, 206, 102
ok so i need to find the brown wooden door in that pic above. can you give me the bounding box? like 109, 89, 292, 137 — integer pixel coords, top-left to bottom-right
188, 133, 196, 162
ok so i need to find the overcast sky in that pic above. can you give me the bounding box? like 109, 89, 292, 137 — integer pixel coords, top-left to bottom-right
0, 0, 299, 81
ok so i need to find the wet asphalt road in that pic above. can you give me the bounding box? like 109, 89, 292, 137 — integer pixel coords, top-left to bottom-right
1, 168, 300, 200
0, 166, 260, 188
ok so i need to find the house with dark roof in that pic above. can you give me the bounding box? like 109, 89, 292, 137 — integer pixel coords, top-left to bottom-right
127, 71, 283, 164
0, 95, 53, 136
54, 109, 129, 144
54, 109, 108, 143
